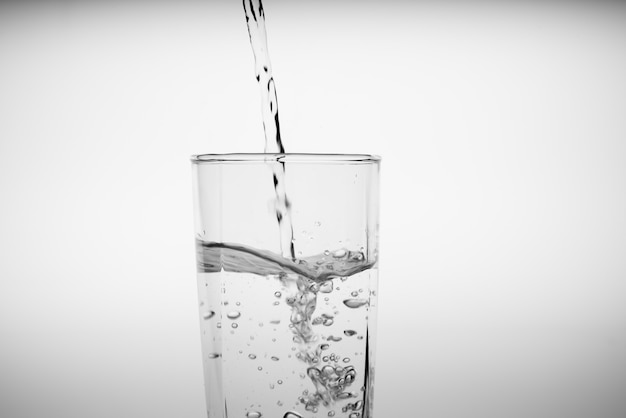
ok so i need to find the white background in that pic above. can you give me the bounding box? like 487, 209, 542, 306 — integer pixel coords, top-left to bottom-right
1, 1, 625, 417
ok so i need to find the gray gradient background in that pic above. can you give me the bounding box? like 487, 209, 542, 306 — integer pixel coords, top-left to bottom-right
1, 0, 625, 417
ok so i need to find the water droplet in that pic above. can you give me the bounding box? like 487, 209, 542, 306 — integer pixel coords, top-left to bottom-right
328, 412, 336, 417
343, 357, 351, 363
283, 412, 303, 418
351, 291, 359, 297
216, 322, 222, 328
344, 330, 357, 337
349, 413, 360, 418
323, 318, 334, 326
277, 379, 283, 384
327, 335, 342, 342
271, 356, 280, 361
343, 298, 368, 309
258, 366, 263, 371
274, 291, 282, 297
226, 311, 241, 319
202, 311, 215, 320
248, 354, 257, 360
324, 250, 330, 256
247, 412, 262, 418
208, 353, 220, 359
333, 249, 347, 258
231, 323, 238, 329
273, 301, 280, 306
320, 344, 330, 350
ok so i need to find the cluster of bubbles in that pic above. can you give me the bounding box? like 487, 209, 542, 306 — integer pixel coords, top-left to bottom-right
297, 363, 358, 412
277, 247, 372, 416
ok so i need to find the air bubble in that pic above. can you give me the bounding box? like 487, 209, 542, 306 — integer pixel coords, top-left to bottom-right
226, 311, 241, 319
319, 281, 333, 293
351, 291, 359, 297
202, 311, 215, 320
343, 298, 368, 309
283, 413, 303, 418
327, 335, 342, 342
351, 252, 364, 261
274, 291, 282, 297
246, 412, 262, 418
208, 353, 220, 359
344, 330, 357, 337
248, 354, 257, 360
271, 356, 280, 361
332, 249, 347, 258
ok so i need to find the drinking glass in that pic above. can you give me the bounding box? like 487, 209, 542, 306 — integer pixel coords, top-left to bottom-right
191, 153, 380, 418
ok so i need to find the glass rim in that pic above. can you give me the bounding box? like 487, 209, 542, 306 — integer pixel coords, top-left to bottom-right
191, 153, 381, 164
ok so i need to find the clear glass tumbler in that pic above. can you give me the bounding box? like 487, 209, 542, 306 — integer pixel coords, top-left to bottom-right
191, 154, 381, 418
